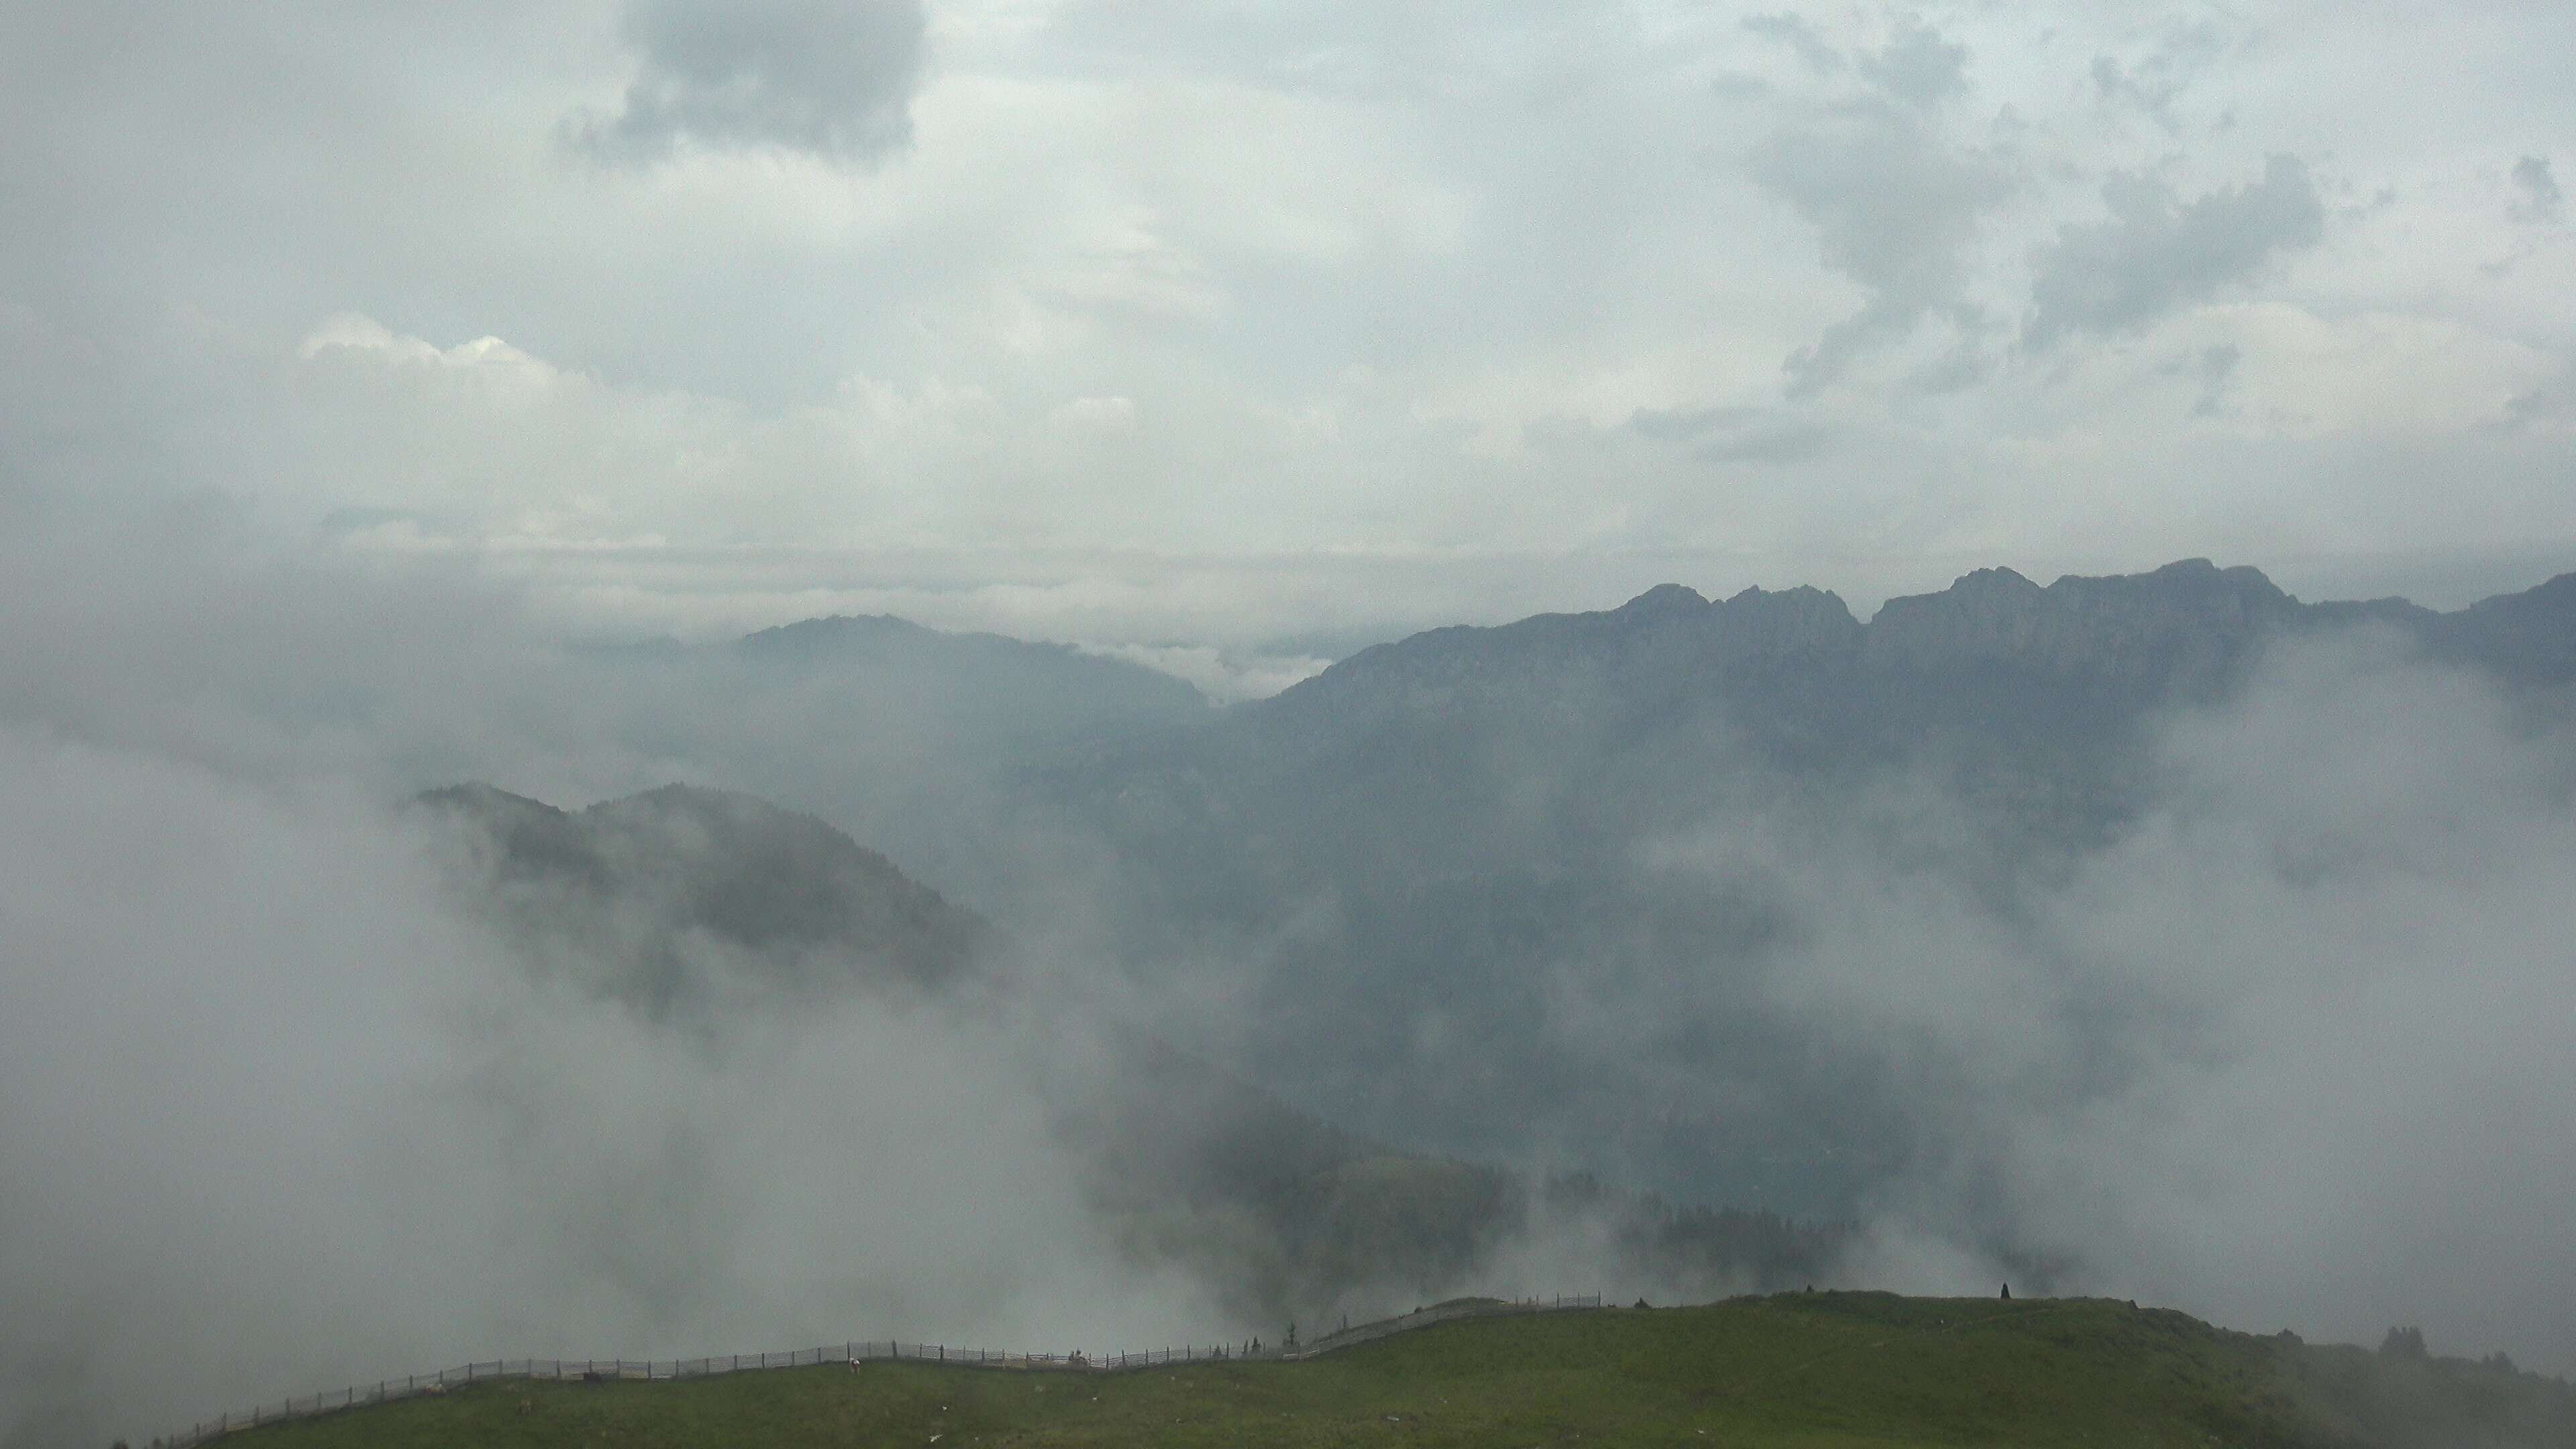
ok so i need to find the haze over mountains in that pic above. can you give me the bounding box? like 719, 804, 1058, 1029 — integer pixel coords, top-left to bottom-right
425, 555, 2576, 1309
12, 7, 2572, 1443
7, 555, 2575, 1449
417, 778, 1855, 1329
431, 557, 2576, 1242
729, 612, 1212, 743
1240, 557, 2574, 744
416, 782, 993, 1010
589, 557, 2576, 916
975, 561, 2576, 1214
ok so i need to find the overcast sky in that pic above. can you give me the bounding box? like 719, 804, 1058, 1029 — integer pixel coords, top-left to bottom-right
7, 11, 2576, 1430
5, 0, 2571, 661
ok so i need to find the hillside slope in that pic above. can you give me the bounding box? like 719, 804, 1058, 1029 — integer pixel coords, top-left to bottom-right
1020, 561, 2576, 1214
413, 782, 994, 1011
207, 1294, 2576, 1448
406, 782, 1848, 1326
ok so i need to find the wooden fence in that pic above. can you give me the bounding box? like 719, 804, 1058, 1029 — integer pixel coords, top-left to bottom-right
144, 1295, 1602, 1448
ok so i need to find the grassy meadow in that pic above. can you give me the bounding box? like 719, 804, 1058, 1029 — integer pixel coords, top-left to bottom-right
202, 1292, 2569, 1448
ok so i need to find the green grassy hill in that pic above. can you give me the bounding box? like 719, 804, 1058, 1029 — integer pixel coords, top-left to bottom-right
203, 1293, 2575, 1448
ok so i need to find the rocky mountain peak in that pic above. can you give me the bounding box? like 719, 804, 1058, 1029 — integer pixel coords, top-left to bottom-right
1948, 565, 2044, 596
1614, 582, 1712, 616
1861, 558, 2296, 675
1717, 584, 1865, 654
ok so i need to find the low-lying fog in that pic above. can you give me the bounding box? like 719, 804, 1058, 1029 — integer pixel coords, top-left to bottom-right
5, 522, 2572, 1448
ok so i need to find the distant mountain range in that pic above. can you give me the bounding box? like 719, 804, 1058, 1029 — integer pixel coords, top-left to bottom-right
559, 612, 1216, 906
1060, 559, 2576, 867
560, 562, 2575, 908
637, 561, 2575, 745
592, 610, 1212, 759
1263, 557, 2573, 735
731, 612, 1212, 737
484, 561, 2574, 1244
996, 560, 2576, 1214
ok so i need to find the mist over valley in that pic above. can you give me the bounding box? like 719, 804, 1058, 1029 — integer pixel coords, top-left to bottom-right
7, 543, 2573, 1446
7, 3, 2575, 1442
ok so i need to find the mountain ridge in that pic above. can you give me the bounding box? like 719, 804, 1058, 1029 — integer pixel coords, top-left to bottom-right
1009, 559, 2576, 1217
412, 782, 992, 1010
1258, 559, 2576, 723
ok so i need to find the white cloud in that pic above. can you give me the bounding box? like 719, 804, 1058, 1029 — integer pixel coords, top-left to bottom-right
1051, 394, 1136, 429
1, 0, 2572, 641
1074, 641, 1328, 703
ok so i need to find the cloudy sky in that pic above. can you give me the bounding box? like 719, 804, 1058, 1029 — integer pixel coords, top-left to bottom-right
5, 0, 2571, 664
7, 11, 2576, 1433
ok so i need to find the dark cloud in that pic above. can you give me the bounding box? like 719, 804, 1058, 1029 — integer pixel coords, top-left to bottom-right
2023, 154, 2324, 349
1749, 93, 2017, 395
1903, 340, 1993, 395
2088, 22, 2224, 131
2511, 154, 2562, 223
575, 0, 926, 165
1860, 17, 1968, 110
2190, 341, 2241, 417
1741, 13, 1844, 74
